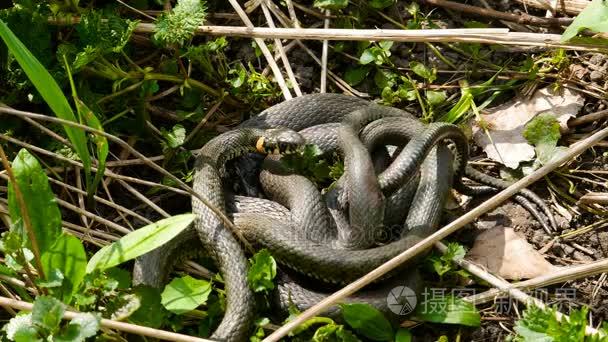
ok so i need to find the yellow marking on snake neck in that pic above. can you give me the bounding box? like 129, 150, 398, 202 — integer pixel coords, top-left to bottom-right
256, 137, 266, 153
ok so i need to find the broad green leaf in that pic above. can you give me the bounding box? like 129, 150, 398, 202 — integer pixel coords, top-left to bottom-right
0, 19, 92, 184
561, 0, 608, 42
413, 295, 480, 327
410, 61, 436, 83
86, 214, 194, 273
161, 275, 212, 314
344, 66, 371, 86
41, 233, 87, 304
395, 328, 412, 342
248, 249, 277, 292
31, 296, 64, 334
426, 90, 447, 106
340, 303, 393, 341
314, 0, 349, 10
8, 149, 61, 254
53, 313, 100, 342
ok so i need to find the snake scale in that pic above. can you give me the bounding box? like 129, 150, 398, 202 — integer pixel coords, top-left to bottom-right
133, 93, 556, 341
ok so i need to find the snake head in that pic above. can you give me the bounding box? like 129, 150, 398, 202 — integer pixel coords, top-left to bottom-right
256, 128, 305, 155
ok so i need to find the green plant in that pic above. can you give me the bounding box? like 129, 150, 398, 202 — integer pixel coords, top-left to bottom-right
511, 305, 608, 341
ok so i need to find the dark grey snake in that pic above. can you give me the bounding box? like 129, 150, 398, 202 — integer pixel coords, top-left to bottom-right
133, 93, 556, 341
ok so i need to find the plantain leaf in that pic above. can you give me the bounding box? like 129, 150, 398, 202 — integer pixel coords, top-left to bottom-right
7, 149, 61, 254
41, 233, 88, 304
86, 214, 194, 273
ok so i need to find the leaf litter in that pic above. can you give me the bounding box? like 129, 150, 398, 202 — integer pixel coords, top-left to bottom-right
470, 87, 583, 169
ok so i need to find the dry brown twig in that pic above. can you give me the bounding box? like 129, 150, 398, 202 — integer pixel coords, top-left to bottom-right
423, 0, 574, 27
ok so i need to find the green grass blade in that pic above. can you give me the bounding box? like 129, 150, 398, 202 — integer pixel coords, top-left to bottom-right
0, 19, 92, 176
63, 55, 108, 198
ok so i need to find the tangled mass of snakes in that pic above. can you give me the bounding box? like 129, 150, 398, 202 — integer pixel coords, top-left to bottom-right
132, 93, 556, 341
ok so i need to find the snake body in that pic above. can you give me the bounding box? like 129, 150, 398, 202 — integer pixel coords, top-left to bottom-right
134, 94, 556, 340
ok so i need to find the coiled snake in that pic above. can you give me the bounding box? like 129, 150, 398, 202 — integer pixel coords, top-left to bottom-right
133, 94, 555, 341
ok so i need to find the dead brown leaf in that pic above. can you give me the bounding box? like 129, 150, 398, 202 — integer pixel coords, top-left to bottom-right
466, 226, 558, 280
471, 87, 582, 169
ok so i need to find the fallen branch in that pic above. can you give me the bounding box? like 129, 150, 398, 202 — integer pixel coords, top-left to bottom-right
263, 124, 608, 341
423, 0, 574, 27
49, 18, 608, 51
464, 258, 608, 305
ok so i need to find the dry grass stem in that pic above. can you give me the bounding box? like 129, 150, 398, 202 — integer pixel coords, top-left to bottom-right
227, 0, 293, 100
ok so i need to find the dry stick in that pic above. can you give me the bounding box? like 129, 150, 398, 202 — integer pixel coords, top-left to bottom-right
0, 106, 253, 252
284, 0, 301, 28
0, 172, 150, 226
0, 296, 213, 342
0, 131, 189, 197
263, 125, 608, 341
0, 145, 45, 280
465, 258, 608, 305
434, 242, 601, 335
184, 100, 222, 144
116, 179, 170, 218
320, 10, 330, 93
227, 0, 293, 100
422, 0, 573, 27
514, 0, 587, 15
136, 24, 607, 51
260, 2, 303, 97
568, 109, 608, 128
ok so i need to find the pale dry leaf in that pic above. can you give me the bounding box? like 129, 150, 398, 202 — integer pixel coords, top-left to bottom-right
466, 226, 558, 280
471, 87, 583, 169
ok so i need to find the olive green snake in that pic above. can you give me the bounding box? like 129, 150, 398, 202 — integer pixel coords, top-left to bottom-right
133, 94, 556, 341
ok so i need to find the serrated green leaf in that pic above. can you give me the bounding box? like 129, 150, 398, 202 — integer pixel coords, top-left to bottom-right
561, 0, 608, 42
340, 303, 393, 341
154, 0, 207, 46
0, 19, 92, 186
31, 296, 64, 334
247, 249, 277, 292
161, 124, 187, 149
41, 233, 87, 304
3, 313, 37, 341
312, 324, 361, 342
7, 149, 61, 254
86, 214, 194, 273
413, 295, 480, 327
523, 113, 561, 146
53, 313, 100, 342
161, 275, 212, 314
